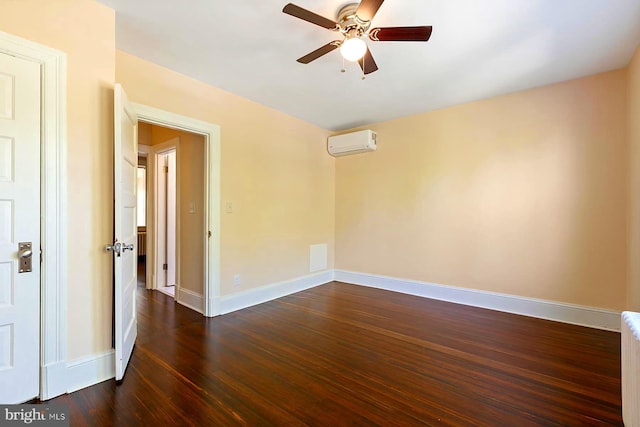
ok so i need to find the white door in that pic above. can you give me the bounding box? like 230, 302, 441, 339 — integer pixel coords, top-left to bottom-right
153, 141, 178, 291
111, 84, 138, 381
156, 153, 167, 289
166, 150, 176, 287
0, 53, 41, 402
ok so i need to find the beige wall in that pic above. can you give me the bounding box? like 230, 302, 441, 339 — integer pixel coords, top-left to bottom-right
0, 0, 116, 359
138, 121, 152, 147
336, 69, 629, 311
178, 132, 205, 295
116, 51, 336, 295
148, 125, 206, 296
629, 46, 640, 311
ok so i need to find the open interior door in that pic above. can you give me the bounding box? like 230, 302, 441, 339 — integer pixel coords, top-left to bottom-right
107, 84, 138, 381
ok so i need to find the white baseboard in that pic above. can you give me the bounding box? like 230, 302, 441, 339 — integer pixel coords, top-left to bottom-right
177, 288, 204, 314
220, 270, 334, 315
66, 350, 115, 393
40, 361, 67, 400
334, 270, 621, 331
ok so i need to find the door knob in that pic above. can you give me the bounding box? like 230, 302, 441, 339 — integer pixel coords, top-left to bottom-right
105, 241, 134, 257
20, 249, 32, 258
105, 241, 122, 257
18, 242, 33, 273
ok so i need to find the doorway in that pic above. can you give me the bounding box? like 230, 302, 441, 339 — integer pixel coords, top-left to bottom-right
155, 147, 176, 297
137, 121, 208, 312
132, 102, 220, 318
136, 151, 149, 290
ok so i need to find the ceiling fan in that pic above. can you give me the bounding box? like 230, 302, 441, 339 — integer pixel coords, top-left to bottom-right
282, 0, 433, 75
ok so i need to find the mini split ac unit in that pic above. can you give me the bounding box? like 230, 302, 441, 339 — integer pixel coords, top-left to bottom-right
328, 129, 377, 157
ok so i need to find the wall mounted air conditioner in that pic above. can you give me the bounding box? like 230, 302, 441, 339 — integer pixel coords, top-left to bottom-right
328, 129, 377, 157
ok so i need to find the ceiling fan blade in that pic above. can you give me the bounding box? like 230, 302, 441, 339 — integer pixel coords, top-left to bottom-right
358, 49, 379, 75
369, 26, 433, 42
297, 41, 341, 64
283, 3, 338, 30
356, 0, 385, 22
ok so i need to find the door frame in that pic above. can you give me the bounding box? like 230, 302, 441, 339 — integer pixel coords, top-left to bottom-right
0, 32, 67, 399
152, 141, 178, 293
133, 103, 220, 317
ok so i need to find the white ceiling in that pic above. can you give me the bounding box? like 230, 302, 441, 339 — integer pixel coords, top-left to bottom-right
97, 0, 640, 131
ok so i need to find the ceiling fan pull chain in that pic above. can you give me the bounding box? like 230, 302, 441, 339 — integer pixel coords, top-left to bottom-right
362, 57, 366, 80
341, 56, 346, 73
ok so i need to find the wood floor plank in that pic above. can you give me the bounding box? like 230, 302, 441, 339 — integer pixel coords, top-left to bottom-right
49, 281, 623, 426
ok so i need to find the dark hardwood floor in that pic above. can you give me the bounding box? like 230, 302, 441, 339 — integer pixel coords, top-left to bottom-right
51, 281, 622, 426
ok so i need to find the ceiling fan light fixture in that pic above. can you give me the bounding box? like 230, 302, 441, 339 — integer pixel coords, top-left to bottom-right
283, 1, 432, 75
340, 37, 367, 62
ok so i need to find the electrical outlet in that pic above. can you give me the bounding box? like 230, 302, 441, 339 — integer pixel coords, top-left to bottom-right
233, 274, 240, 286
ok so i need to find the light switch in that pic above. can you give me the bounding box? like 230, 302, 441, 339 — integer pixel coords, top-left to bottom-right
226, 202, 233, 213
188, 202, 196, 214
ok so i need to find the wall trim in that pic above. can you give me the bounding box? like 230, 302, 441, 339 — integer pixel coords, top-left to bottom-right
0, 30, 68, 400
334, 270, 621, 331
40, 362, 67, 400
177, 288, 204, 314
219, 270, 334, 315
66, 350, 115, 394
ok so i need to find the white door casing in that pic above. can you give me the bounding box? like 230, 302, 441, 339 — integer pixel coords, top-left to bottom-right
113, 84, 138, 381
0, 53, 40, 403
133, 104, 220, 317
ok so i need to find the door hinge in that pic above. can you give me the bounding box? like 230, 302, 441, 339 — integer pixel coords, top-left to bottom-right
163, 166, 168, 173
208, 230, 212, 238
163, 263, 168, 270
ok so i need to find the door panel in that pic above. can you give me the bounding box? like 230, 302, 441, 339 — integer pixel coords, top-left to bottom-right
152, 140, 178, 291
156, 154, 167, 289
113, 84, 138, 381
0, 53, 40, 403
166, 151, 176, 287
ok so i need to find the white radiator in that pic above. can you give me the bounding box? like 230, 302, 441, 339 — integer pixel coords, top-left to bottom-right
137, 231, 146, 256
623, 311, 640, 427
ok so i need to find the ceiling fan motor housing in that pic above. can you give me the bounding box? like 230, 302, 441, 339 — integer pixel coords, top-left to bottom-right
338, 3, 370, 37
